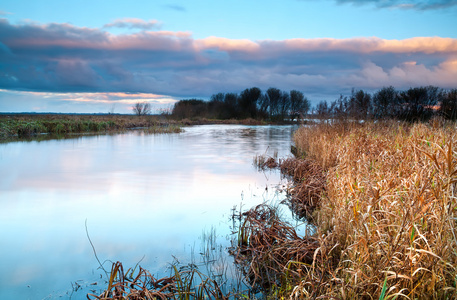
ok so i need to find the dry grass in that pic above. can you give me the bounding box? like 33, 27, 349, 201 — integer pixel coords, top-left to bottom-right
289, 119, 457, 299
87, 261, 229, 300
232, 204, 319, 297
279, 157, 326, 221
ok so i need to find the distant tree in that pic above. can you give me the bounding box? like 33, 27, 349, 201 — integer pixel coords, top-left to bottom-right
278, 91, 290, 120
265, 87, 282, 119
349, 89, 372, 120
439, 89, 457, 120
108, 103, 116, 115
397, 86, 442, 121
289, 90, 310, 121
224, 92, 239, 119
330, 95, 349, 120
172, 99, 207, 119
210, 92, 225, 103
257, 94, 269, 119
239, 87, 262, 118
208, 93, 224, 118
372, 86, 398, 119
132, 102, 152, 116
316, 101, 329, 119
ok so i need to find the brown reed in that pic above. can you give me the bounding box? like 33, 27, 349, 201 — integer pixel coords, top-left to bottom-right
232, 204, 319, 296
87, 261, 229, 300
289, 119, 457, 299
238, 119, 457, 298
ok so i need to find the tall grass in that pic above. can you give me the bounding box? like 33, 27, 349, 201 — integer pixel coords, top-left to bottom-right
288, 119, 457, 299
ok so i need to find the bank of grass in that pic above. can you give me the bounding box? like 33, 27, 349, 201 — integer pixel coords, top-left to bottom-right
0, 114, 182, 139
240, 119, 457, 299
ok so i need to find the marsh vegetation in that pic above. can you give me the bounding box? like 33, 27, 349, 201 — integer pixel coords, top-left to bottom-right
238, 119, 457, 299
0, 114, 182, 139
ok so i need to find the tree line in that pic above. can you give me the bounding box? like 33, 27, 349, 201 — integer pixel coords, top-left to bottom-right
134, 85, 457, 122
315, 86, 457, 122
171, 87, 311, 122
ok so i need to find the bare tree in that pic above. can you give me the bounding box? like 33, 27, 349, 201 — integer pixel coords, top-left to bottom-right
440, 89, 457, 120
373, 86, 398, 119
265, 87, 282, 119
132, 102, 152, 116
289, 90, 310, 121
239, 87, 261, 118
108, 103, 116, 115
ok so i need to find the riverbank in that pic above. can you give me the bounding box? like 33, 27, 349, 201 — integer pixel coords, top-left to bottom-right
0, 114, 306, 140
0, 114, 184, 139
240, 119, 457, 299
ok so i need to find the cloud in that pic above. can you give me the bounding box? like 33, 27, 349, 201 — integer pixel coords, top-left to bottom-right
103, 18, 162, 31
331, 0, 457, 10
0, 89, 177, 113
163, 4, 187, 12
0, 19, 456, 105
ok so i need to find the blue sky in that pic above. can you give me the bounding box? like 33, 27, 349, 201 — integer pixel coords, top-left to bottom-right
0, 0, 456, 113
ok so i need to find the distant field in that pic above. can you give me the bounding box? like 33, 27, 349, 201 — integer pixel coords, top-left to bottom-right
0, 114, 181, 139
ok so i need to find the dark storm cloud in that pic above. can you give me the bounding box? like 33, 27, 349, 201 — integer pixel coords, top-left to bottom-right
0, 19, 456, 100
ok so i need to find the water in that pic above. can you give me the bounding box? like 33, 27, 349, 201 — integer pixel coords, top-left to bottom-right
0, 124, 300, 299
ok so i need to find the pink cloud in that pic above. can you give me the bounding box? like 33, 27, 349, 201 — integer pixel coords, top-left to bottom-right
3, 19, 456, 56
258, 37, 457, 54
196, 37, 260, 52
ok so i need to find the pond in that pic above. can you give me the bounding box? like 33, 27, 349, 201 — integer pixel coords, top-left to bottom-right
0, 124, 301, 299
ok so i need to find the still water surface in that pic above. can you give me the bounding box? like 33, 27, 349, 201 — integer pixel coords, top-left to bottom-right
0, 125, 299, 299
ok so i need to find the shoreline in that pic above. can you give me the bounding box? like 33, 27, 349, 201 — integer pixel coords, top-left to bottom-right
0, 113, 307, 140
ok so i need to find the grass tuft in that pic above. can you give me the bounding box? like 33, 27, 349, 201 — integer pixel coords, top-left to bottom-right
88, 261, 229, 300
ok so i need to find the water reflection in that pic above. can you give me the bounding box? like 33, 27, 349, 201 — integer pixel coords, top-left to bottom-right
0, 125, 298, 299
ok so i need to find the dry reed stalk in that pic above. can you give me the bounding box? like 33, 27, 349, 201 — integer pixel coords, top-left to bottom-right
88, 261, 229, 300
290, 120, 457, 299
233, 204, 319, 295
253, 155, 278, 170
279, 157, 326, 220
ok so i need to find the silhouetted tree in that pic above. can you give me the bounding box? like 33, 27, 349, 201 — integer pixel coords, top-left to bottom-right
397, 86, 442, 121
372, 86, 398, 119
439, 89, 457, 120
330, 95, 349, 120
208, 98, 224, 119
239, 87, 261, 118
278, 91, 290, 120
257, 94, 269, 119
265, 87, 282, 120
132, 102, 152, 116
224, 93, 239, 119
349, 89, 372, 120
289, 90, 310, 121
172, 99, 207, 119
210, 93, 225, 103
316, 101, 329, 119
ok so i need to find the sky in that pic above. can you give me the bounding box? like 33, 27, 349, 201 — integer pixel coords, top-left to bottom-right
0, 0, 456, 113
